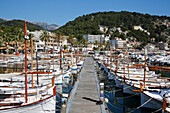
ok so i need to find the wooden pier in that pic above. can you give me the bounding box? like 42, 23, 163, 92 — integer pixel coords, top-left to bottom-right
68, 57, 101, 113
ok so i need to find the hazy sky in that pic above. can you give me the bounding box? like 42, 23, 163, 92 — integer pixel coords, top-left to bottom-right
0, 0, 170, 26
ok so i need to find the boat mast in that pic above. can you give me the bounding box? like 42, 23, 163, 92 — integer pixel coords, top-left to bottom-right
31, 37, 33, 88
127, 48, 129, 79
59, 34, 63, 74
144, 49, 147, 88
36, 43, 39, 85
110, 42, 112, 70
115, 45, 118, 75
76, 44, 77, 66
53, 36, 55, 73
24, 20, 28, 103
123, 43, 125, 83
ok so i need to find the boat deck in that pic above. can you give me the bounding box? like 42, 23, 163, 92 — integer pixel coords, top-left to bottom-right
68, 57, 101, 113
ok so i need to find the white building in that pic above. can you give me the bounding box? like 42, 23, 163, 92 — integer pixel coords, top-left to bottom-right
100, 34, 110, 42
110, 37, 126, 49
29, 30, 45, 51
29, 30, 68, 51
83, 35, 104, 43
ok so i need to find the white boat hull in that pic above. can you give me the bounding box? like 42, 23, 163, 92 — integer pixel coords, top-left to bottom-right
0, 96, 56, 113
141, 92, 162, 109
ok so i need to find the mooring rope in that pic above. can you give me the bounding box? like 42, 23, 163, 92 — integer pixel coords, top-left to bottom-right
104, 92, 138, 101
130, 97, 152, 113
151, 108, 162, 113
104, 84, 132, 93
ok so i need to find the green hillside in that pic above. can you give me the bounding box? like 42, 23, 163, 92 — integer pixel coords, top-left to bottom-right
0, 19, 44, 31
54, 11, 170, 44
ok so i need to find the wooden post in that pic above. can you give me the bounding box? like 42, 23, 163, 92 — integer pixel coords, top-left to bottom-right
163, 98, 167, 111
140, 83, 143, 92
31, 37, 33, 88
53, 86, 56, 96
144, 50, 147, 88
10, 78, 12, 84
52, 76, 55, 86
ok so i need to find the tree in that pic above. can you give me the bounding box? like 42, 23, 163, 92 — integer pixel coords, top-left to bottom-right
106, 41, 111, 51
0, 30, 4, 47
40, 30, 50, 52
73, 38, 78, 47
95, 40, 98, 46
68, 35, 74, 46
3, 33, 12, 54
64, 45, 67, 50
82, 37, 87, 48
14, 28, 24, 53
120, 34, 126, 40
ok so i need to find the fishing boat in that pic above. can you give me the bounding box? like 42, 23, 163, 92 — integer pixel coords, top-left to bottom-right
77, 60, 84, 69
0, 60, 8, 67
71, 64, 77, 74
141, 89, 170, 111
0, 20, 56, 113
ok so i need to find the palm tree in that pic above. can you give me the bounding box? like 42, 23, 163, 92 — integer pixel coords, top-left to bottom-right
3, 33, 12, 54
40, 30, 50, 53
106, 41, 111, 51
0, 30, 4, 45
73, 38, 78, 47
14, 29, 24, 53
0, 30, 5, 53
95, 40, 98, 46
68, 35, 74, 46
82, 38, 87, 48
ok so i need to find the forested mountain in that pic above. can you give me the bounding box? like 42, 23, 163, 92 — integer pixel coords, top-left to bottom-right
0, 19, 44, 31
54, 11, 170, 44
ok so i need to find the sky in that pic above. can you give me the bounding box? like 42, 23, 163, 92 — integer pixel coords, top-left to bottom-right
0, 0, 170, 26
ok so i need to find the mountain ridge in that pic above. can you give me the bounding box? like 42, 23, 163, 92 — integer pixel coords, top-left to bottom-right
31, 21, 59, 30
0, 18, 59, 31
0, 19, 44, 31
